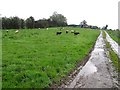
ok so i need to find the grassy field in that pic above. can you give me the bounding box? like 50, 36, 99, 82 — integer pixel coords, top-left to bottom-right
2, 27, 100, 88
107, 30, 120, 45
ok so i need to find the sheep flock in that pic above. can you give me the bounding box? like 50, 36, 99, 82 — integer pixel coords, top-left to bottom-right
56, 29, 80, 35
5, 28, 80, 36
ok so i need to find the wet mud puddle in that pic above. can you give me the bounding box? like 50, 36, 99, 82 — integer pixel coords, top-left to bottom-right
67, 60, 98, 88
80, 60, 97, 76
67, 31, 115, 88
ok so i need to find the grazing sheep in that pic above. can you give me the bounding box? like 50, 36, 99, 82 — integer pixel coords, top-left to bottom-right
71, 30, 74, 33
6, 30, 8, 32
56, 31, 62, 35
46, 28, 48, 30
74, 32, 80, 35
15, 30, 19, 33
66, 30, 69, 33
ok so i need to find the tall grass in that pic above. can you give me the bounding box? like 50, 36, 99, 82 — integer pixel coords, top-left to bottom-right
2, 28, 100, 88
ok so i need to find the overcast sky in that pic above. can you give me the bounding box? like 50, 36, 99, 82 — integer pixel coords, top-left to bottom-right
0, 0, 119, 29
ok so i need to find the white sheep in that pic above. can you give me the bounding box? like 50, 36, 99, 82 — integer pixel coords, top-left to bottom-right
66, 30, 69, 33
46, 28, 48, 30
6, 30, 8, 32
15, 30, 19, 33
71, 30, 74, 33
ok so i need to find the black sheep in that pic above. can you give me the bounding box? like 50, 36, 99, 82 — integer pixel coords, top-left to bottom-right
66, 30, 69, 34
56, 31, 62, 35
74, 32, 79, 35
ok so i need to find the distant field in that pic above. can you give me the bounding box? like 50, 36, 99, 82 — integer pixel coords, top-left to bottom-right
107, 30, 120, 45
2, 27, 100, 88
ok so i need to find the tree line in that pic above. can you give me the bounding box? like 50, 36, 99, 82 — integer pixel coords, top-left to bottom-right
2, 12, 67, 29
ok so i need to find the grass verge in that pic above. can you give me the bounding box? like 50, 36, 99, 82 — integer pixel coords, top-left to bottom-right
107, 30, 120, 45
103, 31, 120, 74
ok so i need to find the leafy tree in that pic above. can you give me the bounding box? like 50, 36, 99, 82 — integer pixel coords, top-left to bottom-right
2, 12, 68, 29
35, 19, 49, 28
2, 17, 21, 29
82, 20, 87, 25
20, 19, 25, 29
105, 25, 108, 29
49, 11, 67, 27
102, 25, 108, 30
26, 16, 35, 29
2, 17, 7, 29
80, 20, 87, 25
11, 16, 21, 29
80, 20, 88, 28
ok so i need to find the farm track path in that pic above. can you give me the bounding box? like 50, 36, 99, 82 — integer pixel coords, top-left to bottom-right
60, 31, 119, 88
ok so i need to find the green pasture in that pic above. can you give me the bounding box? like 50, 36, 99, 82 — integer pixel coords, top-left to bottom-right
2, 27, 100, 88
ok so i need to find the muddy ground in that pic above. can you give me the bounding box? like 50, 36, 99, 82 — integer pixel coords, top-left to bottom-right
59, 31, 119, 88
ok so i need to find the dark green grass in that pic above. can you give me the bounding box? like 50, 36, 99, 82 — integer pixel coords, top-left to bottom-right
2, 28, 100, 88
107, 30, 120, 45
